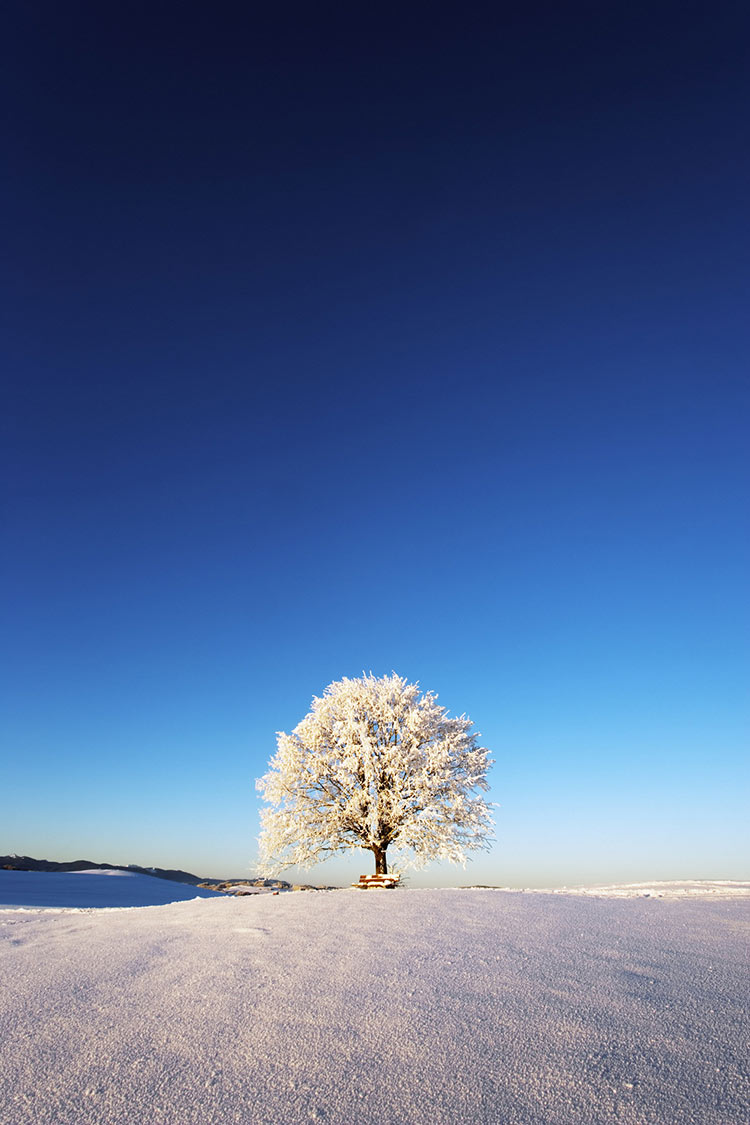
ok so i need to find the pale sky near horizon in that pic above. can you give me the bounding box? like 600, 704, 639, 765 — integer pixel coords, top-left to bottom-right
4, 3, 748, 887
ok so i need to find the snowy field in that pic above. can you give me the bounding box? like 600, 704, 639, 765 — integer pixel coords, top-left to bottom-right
1, 875, 748, 1124
498, 880, 750, 899
0, 869, 223, 909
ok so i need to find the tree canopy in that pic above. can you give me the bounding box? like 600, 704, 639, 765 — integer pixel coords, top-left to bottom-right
256, 673, 493, 876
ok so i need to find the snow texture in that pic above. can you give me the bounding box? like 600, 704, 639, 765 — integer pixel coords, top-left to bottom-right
1, 881, 748, 1124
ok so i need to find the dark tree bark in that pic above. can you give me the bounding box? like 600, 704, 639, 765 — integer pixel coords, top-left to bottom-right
372, 846, 388, 875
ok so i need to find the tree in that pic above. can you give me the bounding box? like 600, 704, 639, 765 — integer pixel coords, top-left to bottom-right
256, 673, 493, 877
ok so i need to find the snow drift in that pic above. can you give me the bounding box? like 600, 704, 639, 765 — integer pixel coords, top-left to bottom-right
0, 868, 222, 909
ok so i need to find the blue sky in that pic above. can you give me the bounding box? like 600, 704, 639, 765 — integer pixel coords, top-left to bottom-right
3, 3, 748, 885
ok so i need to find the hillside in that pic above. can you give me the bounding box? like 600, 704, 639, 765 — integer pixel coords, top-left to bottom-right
1, 853, 207, 885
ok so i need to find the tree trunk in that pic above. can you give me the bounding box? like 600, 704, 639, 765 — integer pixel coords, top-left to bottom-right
372, 846, 388, 875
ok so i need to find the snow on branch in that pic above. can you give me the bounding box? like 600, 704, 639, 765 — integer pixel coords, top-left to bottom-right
255, 673, 494, 876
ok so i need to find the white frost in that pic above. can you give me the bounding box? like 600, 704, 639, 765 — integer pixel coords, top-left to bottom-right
256, 672, 493, 875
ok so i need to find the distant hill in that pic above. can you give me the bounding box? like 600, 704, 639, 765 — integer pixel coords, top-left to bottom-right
0, 854, 297, 891
0, 854, 206, 886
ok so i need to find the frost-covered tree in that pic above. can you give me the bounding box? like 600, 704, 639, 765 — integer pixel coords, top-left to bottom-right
256, 673, 493, 876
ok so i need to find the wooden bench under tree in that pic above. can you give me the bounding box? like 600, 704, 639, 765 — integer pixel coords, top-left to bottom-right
351, 874, 400, 890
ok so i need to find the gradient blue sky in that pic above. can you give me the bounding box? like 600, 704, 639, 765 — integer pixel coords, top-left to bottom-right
3, 3, 748, 885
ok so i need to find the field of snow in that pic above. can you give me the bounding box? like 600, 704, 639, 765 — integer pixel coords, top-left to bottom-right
506, 880, 750, 899
2, 876, 748, 1125
0, 869, 223, 909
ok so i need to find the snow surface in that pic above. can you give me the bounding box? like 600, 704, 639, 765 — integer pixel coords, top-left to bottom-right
1, 886, 748, 1124
0, 869, 223, 909
496, 880, 750, 899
